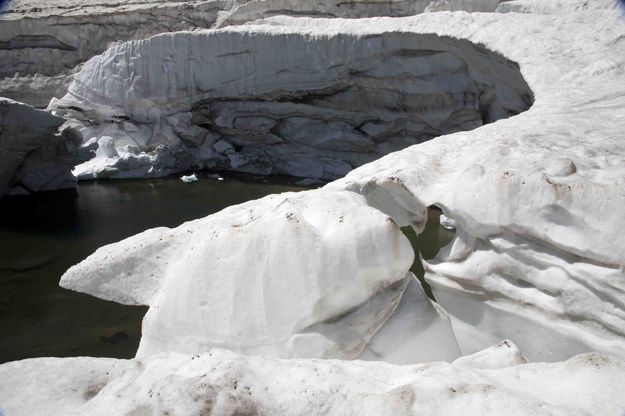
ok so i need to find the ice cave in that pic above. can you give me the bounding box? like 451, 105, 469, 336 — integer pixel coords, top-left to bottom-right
1, 0, 625, 415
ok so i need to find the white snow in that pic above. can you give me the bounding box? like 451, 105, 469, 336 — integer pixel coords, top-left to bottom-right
2, 1, 625, 414
2, 343, 625, 416
0, 0, 520, 106
323, 5, 625, 360
61, 189, 461, 362
57, 0, 625, 371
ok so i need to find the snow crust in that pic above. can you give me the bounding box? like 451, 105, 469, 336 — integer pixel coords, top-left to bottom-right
0, 0, 512, 106
2, 344, 625, 416
61, 189, 460, 362
0, 97, 81, 197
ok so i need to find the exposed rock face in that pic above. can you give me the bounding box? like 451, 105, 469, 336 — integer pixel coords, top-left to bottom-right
49, 28, 532, 180
2, 344, 625, 416
0, 97, 81, 197
60, 189, 461, 363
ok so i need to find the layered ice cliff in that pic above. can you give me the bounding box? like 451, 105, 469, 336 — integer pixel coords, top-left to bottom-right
50, 27, 532, 180
0, 97, 81, 197
0, 0, 519, 107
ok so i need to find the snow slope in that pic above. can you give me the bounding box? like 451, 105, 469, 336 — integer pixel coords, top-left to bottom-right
321, 4, 625, 360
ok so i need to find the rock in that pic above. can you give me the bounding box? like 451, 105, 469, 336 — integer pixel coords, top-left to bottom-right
0, 97, 81, 197
2, 345, 625, 415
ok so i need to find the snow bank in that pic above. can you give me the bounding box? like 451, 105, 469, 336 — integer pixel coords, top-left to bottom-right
61, 189, 460, 362
322, 6, 625, 360
0, 97, 81, 197
2, 343, 625, 416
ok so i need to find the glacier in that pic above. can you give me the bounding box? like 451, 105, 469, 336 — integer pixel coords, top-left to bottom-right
1, 0, 624, 414
54, 0, 625, 367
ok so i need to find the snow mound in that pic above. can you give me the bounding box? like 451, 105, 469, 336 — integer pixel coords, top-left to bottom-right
61, 189, 460, 362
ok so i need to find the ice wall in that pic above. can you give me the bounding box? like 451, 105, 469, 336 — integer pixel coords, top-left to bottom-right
0, 97, 81, 197
50, 28, 532, 180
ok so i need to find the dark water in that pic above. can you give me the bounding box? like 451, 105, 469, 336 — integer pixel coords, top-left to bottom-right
402, 210, 455, 300
0, 174, 305, 364
0, 175, 453, 364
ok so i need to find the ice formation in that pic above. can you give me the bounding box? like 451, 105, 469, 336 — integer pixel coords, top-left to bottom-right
0, 97, 81, 197
49, 26, 532, 180
61, 189, 461, 362
180, 173, 198, 183
0, 0, 512, 106
55, 0, 625, 374
2, 342, 625, 416
2, 0, 625, 414
324, 4, 625, 360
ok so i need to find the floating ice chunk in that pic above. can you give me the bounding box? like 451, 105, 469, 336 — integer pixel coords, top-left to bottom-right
180, 173, 198, 183
439, 214, 457, 230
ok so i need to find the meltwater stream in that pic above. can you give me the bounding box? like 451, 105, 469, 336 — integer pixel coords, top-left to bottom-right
0, 175, 453, 363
